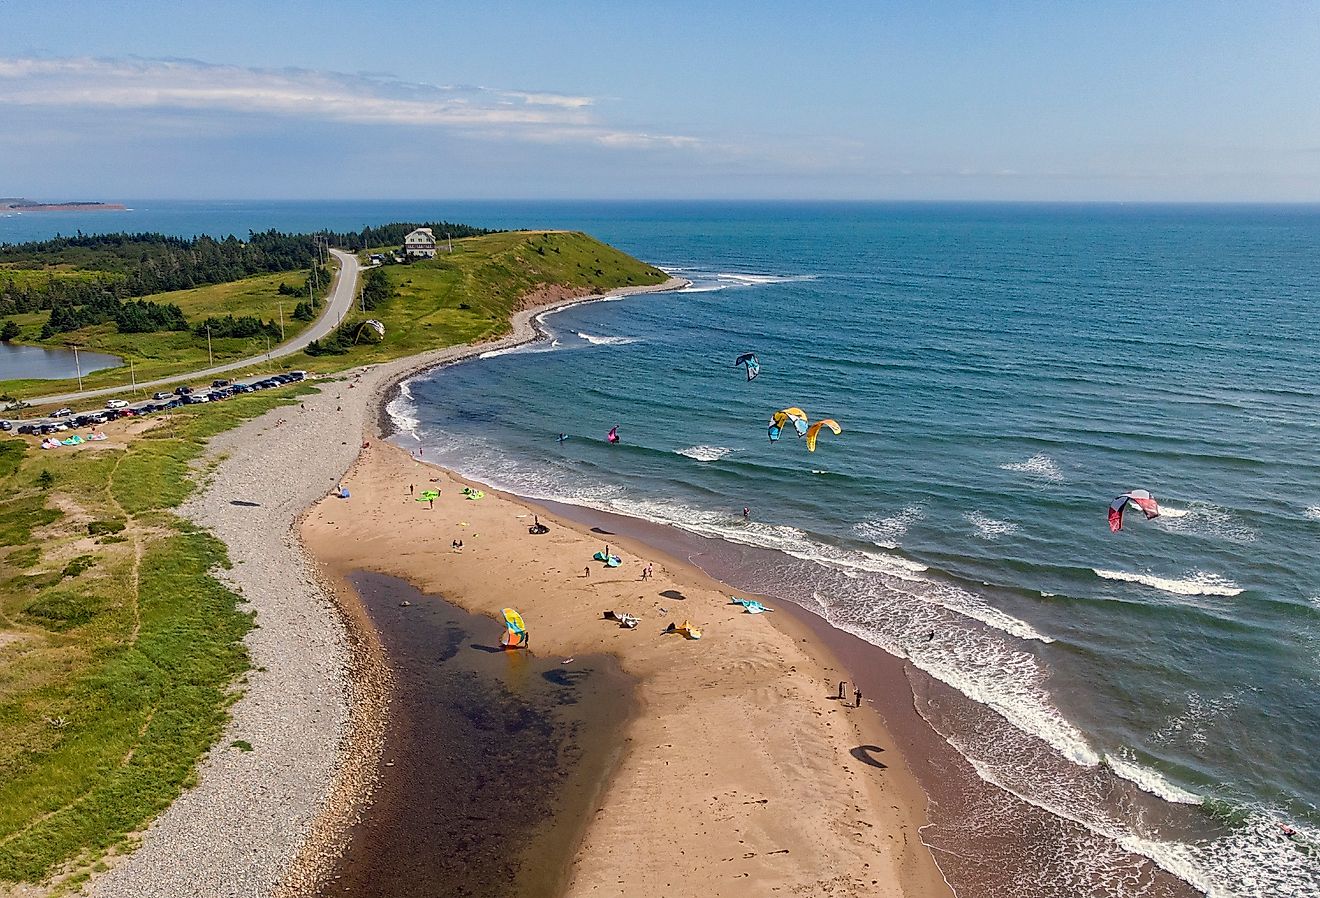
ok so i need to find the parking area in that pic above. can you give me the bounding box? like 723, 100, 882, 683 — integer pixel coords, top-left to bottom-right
1, 371, 309, 437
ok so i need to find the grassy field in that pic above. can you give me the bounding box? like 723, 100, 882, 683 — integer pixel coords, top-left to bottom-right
0, 229, 665, 890
0, 270, 327, 402
339, 230, 667, 363
0, 386, 310, 891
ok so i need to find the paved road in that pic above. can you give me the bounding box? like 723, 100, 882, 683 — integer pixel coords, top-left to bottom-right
17, 249, 360, 409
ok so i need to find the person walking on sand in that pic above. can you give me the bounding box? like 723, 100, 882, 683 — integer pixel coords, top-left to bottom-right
854, 688, 863, 708
428, 497, 435, 510
584, 566, 591, 577
743, 506, 750, 522
409, 484, 414, 495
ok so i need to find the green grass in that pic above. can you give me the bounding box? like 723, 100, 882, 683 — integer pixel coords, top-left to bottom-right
0, 270, 329, 402
0, 387, 310, 887
336, 230, 666, 365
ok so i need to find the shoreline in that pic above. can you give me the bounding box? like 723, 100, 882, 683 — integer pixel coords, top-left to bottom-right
302, 442, 953, 897
84, 275, 688, 898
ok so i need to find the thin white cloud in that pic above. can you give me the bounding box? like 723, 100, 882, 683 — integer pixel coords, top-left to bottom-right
0, 56, 695, 148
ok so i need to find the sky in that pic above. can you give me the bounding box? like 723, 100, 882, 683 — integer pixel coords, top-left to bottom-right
1, 0, 1318, 201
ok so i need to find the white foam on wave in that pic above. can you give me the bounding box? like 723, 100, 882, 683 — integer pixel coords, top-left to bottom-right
999, 452, 1064, 483
675, 445, 734, 462
1155, 501, 1258, 543
853, 505, 925, 548
1103, 750, 1201, 805
1093, 568, 1244, 597
714, 271, 818, 285
385, 380, 422, 441
1305, 505, 1320, 522
965, 511, 1021, 540
677, 284, 727, 294
827, 603, 1090, 764
575, 331, 638, 346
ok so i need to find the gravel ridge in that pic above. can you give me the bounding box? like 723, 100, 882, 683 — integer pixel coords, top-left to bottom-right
86, 277, 685, 898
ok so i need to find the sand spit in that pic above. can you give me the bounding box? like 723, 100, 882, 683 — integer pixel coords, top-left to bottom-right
85, 278, 685, 898
302, 445, 951, 898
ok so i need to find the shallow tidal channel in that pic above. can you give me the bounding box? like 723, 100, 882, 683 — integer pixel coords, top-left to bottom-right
322, 571, 635, 898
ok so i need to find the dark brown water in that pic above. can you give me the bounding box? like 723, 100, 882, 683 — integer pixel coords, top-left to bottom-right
321, 571, 635, 898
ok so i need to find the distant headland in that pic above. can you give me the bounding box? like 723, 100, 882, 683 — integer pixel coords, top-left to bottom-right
1, 197, 126, 212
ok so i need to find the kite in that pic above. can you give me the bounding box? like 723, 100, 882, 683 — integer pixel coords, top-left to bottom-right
1108, 490, 1161, 532
734, 352, 761, 381
593, 551, 622, 567
415, 489, 440, 502
729, 597, 773, 614
804, 419, 841, 452
607, 425, 620, 444
501, 607, 528, 649
768, 407, 809, 442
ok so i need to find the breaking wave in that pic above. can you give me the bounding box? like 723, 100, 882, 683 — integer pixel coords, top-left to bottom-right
1092, 568, 1244, 597
676, 445, 735, 462
576, 331, 638, 346
965, 511, 1021, 540
999, 453, 1064, 482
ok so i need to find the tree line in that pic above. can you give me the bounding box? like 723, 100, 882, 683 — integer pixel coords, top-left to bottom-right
0, 219, 491, 341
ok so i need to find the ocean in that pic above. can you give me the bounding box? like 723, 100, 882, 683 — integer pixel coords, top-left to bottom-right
8, 201, 1320, 896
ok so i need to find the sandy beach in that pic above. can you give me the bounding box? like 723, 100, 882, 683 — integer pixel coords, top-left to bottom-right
301, 441, 951, 897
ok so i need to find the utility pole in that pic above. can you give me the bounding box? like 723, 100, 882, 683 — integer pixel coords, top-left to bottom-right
206, 324, 213, 366
446, 232, 452, 253
265, 334, 271, 364
130, 357, 136, 394
278, 301, 285, 341
72, 344, 83, 392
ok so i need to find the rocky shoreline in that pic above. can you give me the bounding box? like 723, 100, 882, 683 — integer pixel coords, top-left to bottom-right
86, 277, 686, 898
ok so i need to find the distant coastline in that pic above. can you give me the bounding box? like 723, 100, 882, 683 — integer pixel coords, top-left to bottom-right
1, 198, 126, 212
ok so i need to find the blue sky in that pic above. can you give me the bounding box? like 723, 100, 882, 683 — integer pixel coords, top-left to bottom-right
1, 1, 1318, 201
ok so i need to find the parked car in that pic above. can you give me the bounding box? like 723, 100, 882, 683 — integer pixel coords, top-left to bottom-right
0, 420, 11, 431
153, 391, 171, 400
52, 407, 73, 417
288, 370, 307, 381
211, 379, 231, 388
232, 384, 252, 394
106, 399, 129, 409
174, 385, 194, 395
17, 423, 36, 434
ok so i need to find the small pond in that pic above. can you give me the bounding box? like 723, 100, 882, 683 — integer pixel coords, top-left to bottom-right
0, 343, 122, 381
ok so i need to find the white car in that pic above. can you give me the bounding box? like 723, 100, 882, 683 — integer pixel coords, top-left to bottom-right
106, 399, 129, 409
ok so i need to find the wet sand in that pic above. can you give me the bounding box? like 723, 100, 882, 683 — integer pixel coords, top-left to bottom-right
301, 443, 952, 898
536, 499, 1202, 898
318, 571, 635, 898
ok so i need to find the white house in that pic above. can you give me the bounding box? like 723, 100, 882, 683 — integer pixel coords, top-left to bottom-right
402, 227, 437, 259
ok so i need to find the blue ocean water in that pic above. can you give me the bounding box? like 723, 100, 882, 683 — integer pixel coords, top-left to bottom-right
386, 203, 1320, 898
7, 201, 1318, 895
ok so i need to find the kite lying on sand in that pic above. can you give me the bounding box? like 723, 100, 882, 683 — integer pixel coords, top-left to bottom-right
501, 607, 528, 649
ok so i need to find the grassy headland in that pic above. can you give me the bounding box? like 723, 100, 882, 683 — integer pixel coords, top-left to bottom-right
323, 230, 667, 362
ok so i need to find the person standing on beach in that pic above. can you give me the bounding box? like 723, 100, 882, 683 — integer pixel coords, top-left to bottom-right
409, 484, 414, 495
428, 497, 435, 510
743, 506, 750, 522
838, 680, 847, 700
854, 688, 863, 708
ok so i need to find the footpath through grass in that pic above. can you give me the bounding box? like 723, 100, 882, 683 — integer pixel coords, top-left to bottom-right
0, 387, 309, 891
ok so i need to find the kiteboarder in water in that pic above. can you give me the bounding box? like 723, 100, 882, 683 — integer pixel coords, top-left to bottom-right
556, 433, 569, 443
607, 425, 620, 444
